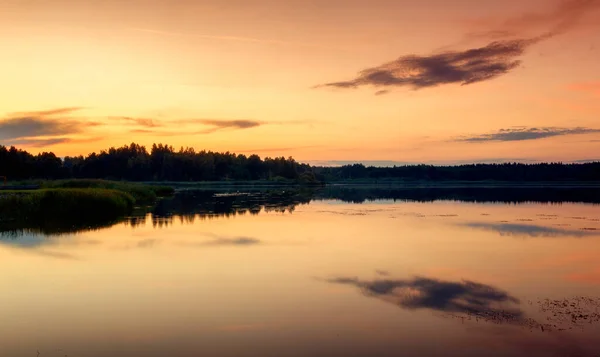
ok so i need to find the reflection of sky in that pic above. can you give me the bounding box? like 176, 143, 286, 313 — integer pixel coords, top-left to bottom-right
1, 200, 600, 357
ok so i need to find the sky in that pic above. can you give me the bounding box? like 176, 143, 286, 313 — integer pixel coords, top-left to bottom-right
1, 0, 600, 165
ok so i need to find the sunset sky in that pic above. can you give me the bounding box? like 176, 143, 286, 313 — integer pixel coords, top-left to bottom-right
1, 0, 599, 165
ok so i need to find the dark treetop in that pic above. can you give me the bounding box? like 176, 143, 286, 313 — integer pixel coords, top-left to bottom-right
2, 143, 600, 182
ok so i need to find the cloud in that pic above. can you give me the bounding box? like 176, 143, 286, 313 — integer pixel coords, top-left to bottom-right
121, 117, 314, 137
317, 38, 540, 90
454, 127, 600, 142
193, 119, 262, 133
129, 27, 337, 51
114, 116, 162, 128
5, 137, 102, 147
12, 107, 85, 117
326, 276, 523, 320
0, 107, 99, 145
126, 118, 272, 136
462, 222, 597, 238
317, 0, 600, 93
0, 117, 84, 140
467, 0, 600, 40
5, 138, 75, 147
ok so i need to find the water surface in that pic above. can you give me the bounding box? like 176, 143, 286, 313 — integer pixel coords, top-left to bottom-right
2, 188, 600, 357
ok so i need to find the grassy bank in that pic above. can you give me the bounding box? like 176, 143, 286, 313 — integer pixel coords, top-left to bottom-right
0, 180, 175, 234
37, 179, 174, 205
0, 188, 134, 230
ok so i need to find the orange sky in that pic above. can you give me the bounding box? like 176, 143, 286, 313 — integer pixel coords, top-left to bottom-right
1, 0, 599, 165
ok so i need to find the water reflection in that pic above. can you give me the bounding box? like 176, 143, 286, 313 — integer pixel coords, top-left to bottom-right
326, 274, 600, 333
326, 276, 524, 321
462, 222, 600, 238
4, 186, 600, 237
2, 187, 600, 356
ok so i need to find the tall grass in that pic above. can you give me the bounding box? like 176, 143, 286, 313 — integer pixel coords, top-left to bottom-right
0, 188, 134, 220
0, 188, 135, 233
39, 179, 174, 205
0, 180, 174, 234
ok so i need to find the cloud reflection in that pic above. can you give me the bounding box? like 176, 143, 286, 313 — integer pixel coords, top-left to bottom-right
462, 222, 598, 238
327, 276, 523, 321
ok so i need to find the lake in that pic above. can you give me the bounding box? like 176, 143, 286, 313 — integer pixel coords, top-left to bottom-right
1, 186, 600, 357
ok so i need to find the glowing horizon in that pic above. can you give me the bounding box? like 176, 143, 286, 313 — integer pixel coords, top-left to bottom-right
1, 0, 600, 164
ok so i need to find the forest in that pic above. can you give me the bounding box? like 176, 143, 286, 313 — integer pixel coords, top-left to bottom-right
2, 143, 600, 182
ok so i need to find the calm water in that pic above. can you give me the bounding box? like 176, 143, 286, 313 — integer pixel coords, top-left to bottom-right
2, 188, 600, 357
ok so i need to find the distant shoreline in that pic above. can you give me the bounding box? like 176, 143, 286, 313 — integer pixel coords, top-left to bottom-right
141, 180, 600, 189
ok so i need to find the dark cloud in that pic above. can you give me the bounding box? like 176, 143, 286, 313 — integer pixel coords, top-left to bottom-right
0, 107, 99, 145
317, 0, 600, 93
317, 38, 540, 90
0, 117, 86, 141
327, 276, 522, 320
454, 127, 600, 142
462, 222, 597, 238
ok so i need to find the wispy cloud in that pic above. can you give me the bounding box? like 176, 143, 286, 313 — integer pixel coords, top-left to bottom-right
0, 107, 100, 146
466, 0, 600, 40
113, 116, 162, 128
129, 27, 336, 50
124, 118, 309, 136
4, 138, 94, 147
192, 119, 262, 133
454, 127, 600, 142
317, 0, 600, 93
317, 37, 541, 90
12, 107, 85, 117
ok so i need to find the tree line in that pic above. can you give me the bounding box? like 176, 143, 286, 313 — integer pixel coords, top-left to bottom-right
0, 143, 316, 182
2, 143, 600, 182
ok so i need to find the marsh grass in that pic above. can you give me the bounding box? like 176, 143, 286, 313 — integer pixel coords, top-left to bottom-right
0, 180, 175, 234
1, 188, 134, 220
38, 179, 174, 205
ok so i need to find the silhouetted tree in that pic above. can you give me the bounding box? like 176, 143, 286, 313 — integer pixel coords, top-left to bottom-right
2, 143, 600, 182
